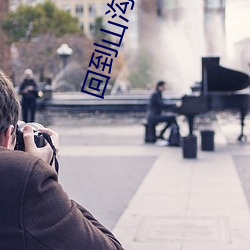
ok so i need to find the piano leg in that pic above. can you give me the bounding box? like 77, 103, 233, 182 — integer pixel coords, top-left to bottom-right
187, 115, 195, 135
238, 109, 247, 142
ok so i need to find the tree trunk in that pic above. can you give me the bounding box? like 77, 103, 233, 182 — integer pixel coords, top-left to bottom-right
0, 0, 12, 78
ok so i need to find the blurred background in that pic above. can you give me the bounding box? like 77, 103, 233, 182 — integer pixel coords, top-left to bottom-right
0, 0, 250, 96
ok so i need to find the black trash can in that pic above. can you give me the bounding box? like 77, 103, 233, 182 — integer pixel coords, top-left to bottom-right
144, 122, 156, 143
182, 135, 197, 159
200, 130, 214, 151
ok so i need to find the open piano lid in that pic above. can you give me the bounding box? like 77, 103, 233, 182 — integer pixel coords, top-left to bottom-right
201, 57, 250, 92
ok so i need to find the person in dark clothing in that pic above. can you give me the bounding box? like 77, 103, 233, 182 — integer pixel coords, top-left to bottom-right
19, 69, 39, 123
147, 80, 178, 140
0, 70, 124, 249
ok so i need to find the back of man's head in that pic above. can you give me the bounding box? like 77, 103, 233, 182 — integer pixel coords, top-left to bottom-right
0, 71, 20, 145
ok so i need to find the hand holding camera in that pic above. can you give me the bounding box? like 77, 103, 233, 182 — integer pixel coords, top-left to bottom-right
15, 122, 59, 171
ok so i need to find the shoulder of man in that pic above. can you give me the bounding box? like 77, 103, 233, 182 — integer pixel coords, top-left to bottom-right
152, 90, 162, 99
0, 147, 53, 187
151, 90, 159, 98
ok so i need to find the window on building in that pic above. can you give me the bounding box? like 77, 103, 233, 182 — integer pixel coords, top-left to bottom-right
64, 5, 71, 13
205, 0, 225, 9
76, 4, 84, 16
89, 4, 96, 17
89, 22, 95, 33
157, 0, 165, 16
80, 22, 84, 32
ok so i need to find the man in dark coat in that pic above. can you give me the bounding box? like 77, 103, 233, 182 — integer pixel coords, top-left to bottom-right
147, 80, 178, 140
0, 70, 124, 249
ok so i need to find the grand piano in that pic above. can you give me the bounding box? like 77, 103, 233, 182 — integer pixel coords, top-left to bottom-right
175, 57, 250, 141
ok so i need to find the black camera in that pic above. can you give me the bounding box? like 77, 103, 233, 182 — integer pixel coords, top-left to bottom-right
14, 122, 46, 151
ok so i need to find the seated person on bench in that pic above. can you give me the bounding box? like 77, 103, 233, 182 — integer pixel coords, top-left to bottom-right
146, 81, 178, 140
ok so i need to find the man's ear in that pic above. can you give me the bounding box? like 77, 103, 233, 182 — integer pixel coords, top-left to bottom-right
2, 125, 15, 149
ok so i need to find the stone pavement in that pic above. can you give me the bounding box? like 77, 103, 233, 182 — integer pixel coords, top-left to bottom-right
111, 118, 250, 250
45, 112, 250, 250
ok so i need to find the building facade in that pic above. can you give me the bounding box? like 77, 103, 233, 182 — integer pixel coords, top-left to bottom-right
137, 0, 158, 43
9, 0, 138, 52
52, 0, 110, 34
51, 0, 137, 52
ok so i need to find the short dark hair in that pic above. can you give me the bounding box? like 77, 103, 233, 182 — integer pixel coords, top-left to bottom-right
0, 71, 20, 143
156, 81, 166, 90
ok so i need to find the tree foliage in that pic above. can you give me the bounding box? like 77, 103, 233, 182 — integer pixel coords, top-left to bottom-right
128, 49, 153, 89
13, 33, 92, 85
13, 33, 124, 92
91, 16, 111, 44
2, 0, 80, 42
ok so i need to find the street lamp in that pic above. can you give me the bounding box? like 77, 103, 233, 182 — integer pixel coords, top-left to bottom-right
56, 43, 73, 68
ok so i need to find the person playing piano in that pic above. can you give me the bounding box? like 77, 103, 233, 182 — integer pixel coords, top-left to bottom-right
146, 80, 178, 140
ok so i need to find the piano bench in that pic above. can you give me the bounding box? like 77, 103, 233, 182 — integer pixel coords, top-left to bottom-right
142, 120, 156, 143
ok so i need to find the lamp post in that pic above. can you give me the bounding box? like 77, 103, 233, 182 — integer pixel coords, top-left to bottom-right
56, 43, 73, 68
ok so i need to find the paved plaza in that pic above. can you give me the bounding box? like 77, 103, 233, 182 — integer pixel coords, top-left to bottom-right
37, 110, 250, 250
